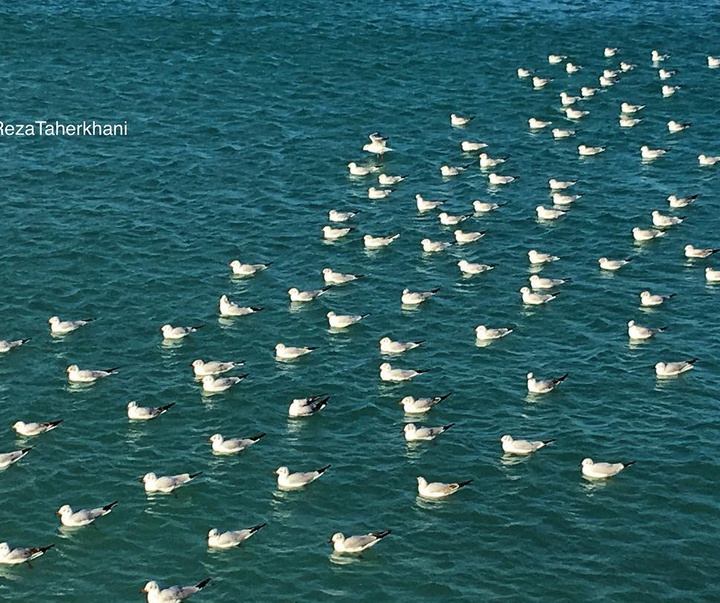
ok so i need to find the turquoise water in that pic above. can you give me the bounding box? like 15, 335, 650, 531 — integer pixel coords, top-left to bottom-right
2, 0, 720, 601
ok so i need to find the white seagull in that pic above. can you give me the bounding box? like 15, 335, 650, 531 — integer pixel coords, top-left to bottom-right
458, 259, 495, 275
639, 291, 675, 307
655, 358, 697, 378
460, 140, 488, 152
48, 316, 94, 335
668, 194, 697, 208
454, 229, 486, 244
559, 92, 581, 106
368, 187, 393, 200
327, 311, 368, 329
552, 128, 577, 139
662, 85, 680, 97
706, 267, 720, 282
698, 155, 720, 166
201, 374, 248, 393
658, 68, 676, 80
288, 286, 329, 302
565, 107, 588, 119
323, 225, 354, 240
620, 116, 641, 128
330, 530, 391, 554
379, 337, 424, 354
529, 274, 570, 289
399, 393, 451, 414
127, 401, 175, 421
532, 76, 552, 88
328, 209, 359, 222
208, 524, 266, 549
529, 118, 552, 129
473, 200, 503, 213
488, 173, 516, 185
57, 501, 118, 528
604, 47, 618, 57
417, 476, 472, 500
527, 371, 568, 393
640, 146, 669, 161
501, 435, 555, 455
598, 257, 632, 271
621, 102, 645, 114
404, 423, 454, 442
218, 295, 263, 317
708, 56, 720, 68
580, 86, 598, 97
439, 212, 471, 226
322, 268, 364, 285
520, 287, 558, 305
142, 579, 211, 602
0, 338, 30, 353
210, 432, 265, 455
229, 260, 271, 277
475, 325, 513, 341
553, 193, 581, 205
402, 288, 439, 305
667, 120, 690, 133
141, 471, 202, 494
628, 320, 667, 340
440, 164, 471, 177
12, 419, 62, 437
378, 173, 407, 186
548, 54, 567, 64
275, 465, 331, 490
528, 249, 560, 265
684, 245, 719, 259
549, 178, 576, 191
632, 227, 665, 242
275, 343, 317, 360
364, 233, 399, 249
651, 50, 669, 62
566, 62, 582, 73
517, 68, 533, 78
415, 194, 446, 212
478, 153, 507, 168
380, 362, 429, 382
161, 324, 203, 340
192, 359, 244, 377
0, 448, 31, 470
66, 364, 119, 383
651, 211, 683, 228
288, 394, 329, 418
347, 162, 378, 176
0, 542, 54, 566
450, 113, 474, 127
582, 458, 635, 479
421, 238, 452, 253
536, 206, 566, 220
578, 145, 605, 156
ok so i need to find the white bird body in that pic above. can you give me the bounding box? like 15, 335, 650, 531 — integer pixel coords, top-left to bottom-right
651, 50, 669, 62
552, 193, 581, 205
201, 374, 247, 392
640, 146, 668, 161
461, 141, 488, 152
565, 107, 588, 119
658, 68, 675, 80
633, 227, 665, 241
417, 476, 472, 500
0, 542, 54, 566
368, 187, 393, 200
438, 212, 470, 226
598, 257, 632, 271
620, 61, 636, 72
347, 162, 378, 176
0, 338, 30, 353
655, 358, 697, 377
192, 359, 243, 377
527, 371, 568, 393
48, 316, 94, 335
708, 56, 720, 68
566, 62, 582, 73
401, 288, 439, 305
580, 87, 597, 97
501, 435, 555, 455
275, 343, 317, 360
640, 291, 675, 307
552, 128, 576, 139
578, 145, 605, 156
362, 141, 392, 155
478, 153, 507, 168
559, 92, 581, 106
404, 423, 454, 442
208, 524, 266, 549
668, 194, 697, 208
399, 393, 451, 414
604, 47, 618, 57
13, 419, 62, 437
421, 238, 452, 253
127, 401, 175, 420
380, 362, 428, 382
520, 287, 557, 305
651, 211, 683, 228
142, 579, 211, 603
364, 233, 399, 248
288, 395, 329, 417
667, 120, 690, 133
599, 75, 616, 87
529, 275, 570, 289
323, 225, 354, 240
0, 448, 31, 470
488, 173, 516, 185
536, 205, 566, 220
529, 118, 552, 129
548, 54, 566, 64
288, 286, 328, 302
662, 85, 680, 97
620, 116, 641, 128
684, 245, 719, 259
210, 432, 265, 455
218, 295, 262, 317
440, 164, 469, 177
475, 325, 513, 341
517, 68, 533, 78
229, 260, 270, 276
161, 324, 202, 340
327, 311, 367, 329
328, 209, 359, 222
473, 200, 502, 213
532, 76, 552, 88
330, 530, 391, 554
628, 320, 666, 340
379, 337, 423, 354
582, 458, 634, 479
458, 259, 494, 275
698, 155, 720, 166
142, 471, 202, 494
378, 173, 407, 185
528, 249, 560, 265
454, 229, 486, 244
621, 102, 645, 114
57, 501, 118, 527
322, 268, 363, 285
549, 178, 576, 191
706, 267, 720, 282
415, 194, 446, 212
450, 113, 474, 127
66, 364, 119, 383
275, 465, 330, 490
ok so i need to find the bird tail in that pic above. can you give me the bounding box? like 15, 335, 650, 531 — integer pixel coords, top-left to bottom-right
457, 480, 473, 488
413, 340, 426, 345
237, 373, 250, 380
35, 544, 55, 555
313, 397, 330, 412
371, 530, 392, 539
249, 522, 267, 534
48, 419, 63, 428
103, 501, 119, 512
687, 358, 699, 365
104, 367, 121, 374
416, 369, 431, 374
189, 471, 204, 480
317, 464, 332, 474
442, 423, 456, 432
195, 578, 212, 590
556, 373, 569, 382
250, 433, 267, 442
82, 318, 96, 323
158, 402, 176, 413
541, 439, 557, 447
623, 461, 637, 468
20, 447, 33, 456
307, 346, 319, 351
19, 338, 32, 345
250, 307, 265, 312
437, 393, 453, 402
192, 325, 205, 331
430, 287, 441, 294
667, 293, 677, 299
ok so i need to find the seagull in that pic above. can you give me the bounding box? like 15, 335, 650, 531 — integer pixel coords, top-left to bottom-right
347, 162, 378, 176
0, 542, 54, 566
0, 448, 31, 470
698, 155, 720, 166
288, 286, 329, 302
328, 209, 359, 222
598, 257, 632, 270
501, 435, 555, 455
66, 365, 119, 383
460, 141, 488, 152
640, 290, 676, 307
454, 230, 486, 244
472, 200, 504, 213
603, 69, 619, 79
12, 420, 62, 437
550, 178, 577, 190
640, 146, 669, 161
668, 194, 697, 208
192, 359, 244, 377
528, 118, 552, 129
667, 120, 690, 133
127, 401, 175, 421
620, 61, 636, 72
552, 128, 576, 139
275, 343, 318, 360
684, 245, 719, 259
658, 68, 676, 80
228, 260, 271, 277
399, 393, 451, 414
401, 288, 439, 305
378, 174, 407, 186
517, 68, 534, 78
475, 325, 513, 341
323, 225, 354, 240
440, 164, 471, 177
327, 311, 368, 329
288, 395, 329, 417
478, 153, 507, 168
364, 233, 399, 249
142, 579, 211, 602
565, 107, 588, 119
141, 471, 202, 494
621, 102, 645, 114
275, 465, 331, 490
706, 267, 720, 282
208, 524, 266, 549
415, 194, 446, 212
548, 54, 567, 64
582, 458, 635, 479
529, 275, 570, 289
651, 211, 683, 228
417, 476, 472, 500
708, 56, 720, 68
403, 423, 454, 442
651, 50, 669, 62
565, 62, 582, 73
57, 501, 118, 528
527, 371, 568, 393
488, 173, 516, 185
458, 259, 494, 275
655, 358, 697, 377
210, 433, 265, 455
48, 316, 94, 335
528, 250, 560, 264
580, 86, 598, 97
161, 324, 203, 340
662, 85, 680, 97
322, 268, 364, 285
380, 362, 429, 382
520, 287, 558, 305
201, 374, 248, 393
532, 76, 552, 88
559, 92, 581, 106
330, 530, 391, 554
379, 337, 424, 354
599, 75, 617, 87
421, 238, 452, 253
218, 295, 263, 317
632, 227, 665, 241
362, 141, 392, 156
578, 145, 605, 156
368, 187, 393, 200
604, 47, 618, 57
628, 320, 667, 340
552, 193, 581, 205
0, 338, 30, 353
536, 206, 566, 220
450, 113, 474, 127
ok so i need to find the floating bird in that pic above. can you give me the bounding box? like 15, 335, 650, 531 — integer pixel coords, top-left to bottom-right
599, 75, 616, 87
604, 47, 618, 57
362, 134, 392, 155
440, 164, 471, 177
651, 50, 669, 62
667, 120, 690, 133
208, 524, 266, 549
66, 365, 119, 383
328, 209, 359, 222
12, 420, 62, 437
454, 229, 486, 244
161, 324, 202, 340
668, 194, 697, 208
662, 85, 680, 97
364, 233, 399, 249
347, 162, 379, 176
520, 287, 558, 305
501, 435, 555, 455
218, 295, 262, 317
651, 211, 683, 228
275, 343, 318, 360
578, 145, 605, 156
655, 358, 697, 377
566, 62, 582, 73
378, 174, 407, 186
632, 227, 665, 241
142, 579, 211, 602
0, 338, 30, 353
322, 268, 364, 285
330, 530, 391, 555
698, 155, 720, 166
402, 288, 439, 305
439, 212, 471, 226
421, 238, 452, 253
565, 107, 588, 119
527, 371, 568, 393
141, 471, 202, 494
327, 311, 368, 329
536, 206, 566, 220
620, 61, 636, 72
472, 200, 503, 213
460, 141, 488, 152
458, 260, 494, 275
708, 56, 720, 68
48, 316, 94, 335
552, 193, 581, 205
580, 86, 598, 97
559, 92, 581, 106
379, 337, 424, 354
0, 542, 53, 566
582, 458, 635, 479
288, 286, 329, 302
399, 393, 451, 414
127, 401, 175, 421
529, 275, 570, 289
415, 194, 446, 212
57, 501, 118, 528
552, 128, 576, 139
603, 69, 619, 79
532, 76, 552, 88
658, 68, 676, 80
380, 362, 429, 382
548, 54, 567, 64
275, 465, 330, 490
528, 118, 552, 129
475, 325, 513, 341
550, 178, 578, 192
517, 68, 533, 78
192, 359, 244, 377
403, 423, 454, 442
368, 187, 393, 200
201, 374, 248, 393
228, 260, 271, 277
628, 320, 667, 340
323, 225, 354, 240
621, 102, 645, 114
478, 153, 507, 168
528, 249, 560, 264
684, 245, 719, 259
488, 173, 516, 185
210, 433, 265, 455
288, 395, 329, 418
640, 291, 676, 307
450, 113, 474, 127
706, 267, 720, 282
0, 448, 31, 470
598, 257, 632, 270
640, 146, 669, 161
417, 476, 472, 500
